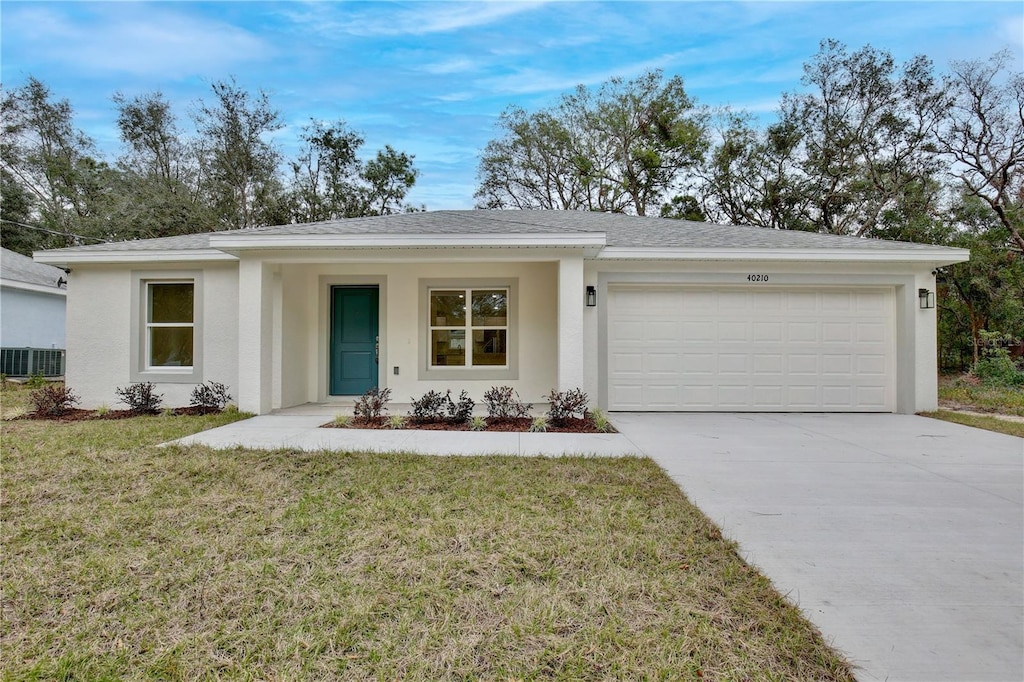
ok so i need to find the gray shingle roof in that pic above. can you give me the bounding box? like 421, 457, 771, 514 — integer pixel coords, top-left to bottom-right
2, 247, 67, 289
36, 209, 955, 255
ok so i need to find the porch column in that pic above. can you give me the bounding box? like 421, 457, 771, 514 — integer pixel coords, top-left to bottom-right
557, 255, 585, 391
238, 257, 275, 414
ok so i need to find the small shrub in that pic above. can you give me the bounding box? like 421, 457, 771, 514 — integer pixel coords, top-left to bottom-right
26, 373, 47, 389
224, 403, 240, 415
483, 385, 532, 420
95, 403, 110, 416
469, 415, 486, 431
590, 408, 614, 433
973, 348, 1024, 388
410, 389, 449, 423
528, 416, 549, 432
332, 414, 352, 428
354, 387, 391, 423
190, 381, 233, 411
447, 390, 475, 424
161, 407, 176, 418
386, 415, 407, 429
115, 382, 163, 414
545, 388, 589, 427
29, 383, 79, 417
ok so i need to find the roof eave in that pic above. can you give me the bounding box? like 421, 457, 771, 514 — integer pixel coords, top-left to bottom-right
595, 247, 971, 265
208, 232, 607, 252
0, 278, 68, 296
34, 249, 237, 267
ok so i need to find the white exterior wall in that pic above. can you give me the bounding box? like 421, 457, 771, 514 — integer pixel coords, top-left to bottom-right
65, 263, 238, 410
0, 285, 66, 348
271, 260, 559, 408
585, 259, 943, 415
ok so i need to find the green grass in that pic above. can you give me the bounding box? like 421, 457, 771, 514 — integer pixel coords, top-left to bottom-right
1, 384, 854, 681
938, 375, 1024, 416
921, 410, 1024, 438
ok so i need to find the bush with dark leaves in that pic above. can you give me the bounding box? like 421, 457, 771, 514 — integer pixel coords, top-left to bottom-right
115, 382, 163, 414
354, 387, 391, 423
545, 388, 589, 427
483, 385, 532, 420
30, 383, 79, 417
190, 381, 233, 411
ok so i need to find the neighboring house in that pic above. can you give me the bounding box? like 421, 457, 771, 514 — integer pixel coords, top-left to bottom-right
1, 247, 68, 377
35, 210, 969, 414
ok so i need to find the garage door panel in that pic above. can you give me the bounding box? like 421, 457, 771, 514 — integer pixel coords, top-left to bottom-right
607, 286, 895, 412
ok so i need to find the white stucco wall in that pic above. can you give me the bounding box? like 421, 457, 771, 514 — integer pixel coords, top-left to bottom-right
66, 263, 238, 409
63, 252, 945, 416
273, 260, 559, 408
0, 285, 66, 348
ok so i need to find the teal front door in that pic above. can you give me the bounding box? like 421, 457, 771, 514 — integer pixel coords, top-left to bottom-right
330, 286, 379, 395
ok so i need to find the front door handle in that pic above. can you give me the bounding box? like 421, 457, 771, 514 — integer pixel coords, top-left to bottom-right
375, 336, 379, 364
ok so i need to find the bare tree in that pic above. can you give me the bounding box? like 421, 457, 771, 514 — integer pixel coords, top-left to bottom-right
938, 50, 1024, 252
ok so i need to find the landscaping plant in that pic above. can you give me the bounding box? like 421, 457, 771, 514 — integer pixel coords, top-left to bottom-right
482, 385, 531, 420
545, 388, 589, 426
528, 415, 549, 432
28, 383, 79, 417
354, 387, 391, 423
190, 380, 233, 412
410, 390, 449, 423
115, 382, 163, 414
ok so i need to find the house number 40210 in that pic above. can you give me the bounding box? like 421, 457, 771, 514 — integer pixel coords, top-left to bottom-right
746, 274, 769, 282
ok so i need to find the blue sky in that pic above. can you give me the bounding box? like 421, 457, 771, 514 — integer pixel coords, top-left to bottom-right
2, 1, 1021, 210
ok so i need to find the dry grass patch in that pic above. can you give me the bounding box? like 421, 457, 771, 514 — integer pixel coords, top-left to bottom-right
921, 410, 1024, 438
2, 402, 853, 680
938, 375, 1024, 416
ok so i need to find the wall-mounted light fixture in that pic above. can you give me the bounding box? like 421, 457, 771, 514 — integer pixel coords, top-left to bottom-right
585, 285, 597, 307
918, 288, 935, 310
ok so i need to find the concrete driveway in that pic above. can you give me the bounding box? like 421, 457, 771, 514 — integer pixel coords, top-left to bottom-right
613, 413, 1023, 682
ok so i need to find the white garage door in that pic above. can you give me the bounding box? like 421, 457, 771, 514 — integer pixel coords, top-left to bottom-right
607, 286, 895, 412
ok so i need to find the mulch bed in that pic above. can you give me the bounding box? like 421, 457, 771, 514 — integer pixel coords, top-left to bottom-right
323, 417, 615, 434
16, 406, 221, 422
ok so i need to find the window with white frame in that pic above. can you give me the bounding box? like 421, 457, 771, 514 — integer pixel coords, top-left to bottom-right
145, 281, 194, 369
429, 288, 508, 367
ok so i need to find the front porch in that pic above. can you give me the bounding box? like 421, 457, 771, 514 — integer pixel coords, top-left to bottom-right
232, 249, 596, 415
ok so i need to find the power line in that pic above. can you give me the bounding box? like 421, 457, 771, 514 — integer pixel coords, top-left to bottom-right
0, 218, 108, 243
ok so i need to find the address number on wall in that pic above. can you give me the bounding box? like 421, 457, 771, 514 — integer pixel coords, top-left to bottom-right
746, 274, 769, 282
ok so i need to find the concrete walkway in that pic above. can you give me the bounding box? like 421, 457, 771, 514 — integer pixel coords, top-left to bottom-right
168, 410, 1023, 681
170, 414, 639, 457
613, 413, 1023, 682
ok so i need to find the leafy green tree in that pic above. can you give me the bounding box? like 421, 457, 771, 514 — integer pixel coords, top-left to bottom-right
0, 77, 112, 245
287, 119, 365, 222
699, 110, 814, 230
193, 77, 283, 229
362, 145, 418, 216
939, 196, 1024, 367
112, 91, 215, 239
659, 194, 706, 221
476, 69, 708, 215
782, 41, 947, 236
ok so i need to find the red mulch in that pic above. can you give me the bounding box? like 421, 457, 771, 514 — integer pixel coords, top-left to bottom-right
323, 416, 615, 434
16, 406, 221, 422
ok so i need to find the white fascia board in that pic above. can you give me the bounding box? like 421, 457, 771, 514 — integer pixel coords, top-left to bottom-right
0, 279, 68, 296
594, 247, 971, 266
34, 249, 237, 266
208, 232, 607, 251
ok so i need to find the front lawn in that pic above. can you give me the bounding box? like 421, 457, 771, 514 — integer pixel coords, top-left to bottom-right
1, 392, 854, 680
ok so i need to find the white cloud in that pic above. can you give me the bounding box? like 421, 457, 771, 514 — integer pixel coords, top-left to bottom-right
7, 4, 272, 78
419, 58, 481, 75
281, 1, 548, 38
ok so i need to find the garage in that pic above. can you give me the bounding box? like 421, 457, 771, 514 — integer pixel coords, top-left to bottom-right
607, 285, 896, 412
